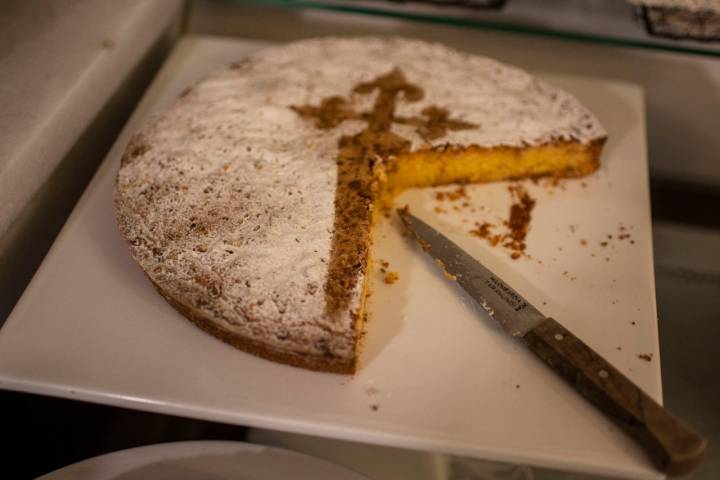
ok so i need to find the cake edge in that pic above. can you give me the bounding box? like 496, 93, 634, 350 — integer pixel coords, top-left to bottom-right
149, 276, 358, 374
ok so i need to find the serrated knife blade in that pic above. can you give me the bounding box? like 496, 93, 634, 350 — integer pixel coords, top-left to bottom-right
398, 209, 705, 477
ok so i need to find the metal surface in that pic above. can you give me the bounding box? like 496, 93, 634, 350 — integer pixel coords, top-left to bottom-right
400, 212, 545, 337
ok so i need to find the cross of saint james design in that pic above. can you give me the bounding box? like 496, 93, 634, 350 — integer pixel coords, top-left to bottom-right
292, 68, 475, 147
291, 68, 475, 322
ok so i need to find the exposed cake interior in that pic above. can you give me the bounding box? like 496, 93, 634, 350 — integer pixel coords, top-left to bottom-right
377, 140, 603, 205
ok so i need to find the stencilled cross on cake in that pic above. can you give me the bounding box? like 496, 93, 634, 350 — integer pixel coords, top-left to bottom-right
291, 68, 476, 320
292, 68, 475, 154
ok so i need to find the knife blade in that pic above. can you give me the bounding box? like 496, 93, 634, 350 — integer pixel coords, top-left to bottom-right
398, 209, 706, 477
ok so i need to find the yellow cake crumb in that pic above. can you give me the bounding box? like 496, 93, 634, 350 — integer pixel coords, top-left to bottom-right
384, 271, 400, 284
435, 258, 457, 281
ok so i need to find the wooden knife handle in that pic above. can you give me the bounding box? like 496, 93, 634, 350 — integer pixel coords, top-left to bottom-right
522, 318, 706, 476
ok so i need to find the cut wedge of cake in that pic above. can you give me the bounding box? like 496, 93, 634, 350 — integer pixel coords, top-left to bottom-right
114, 37, 606, 373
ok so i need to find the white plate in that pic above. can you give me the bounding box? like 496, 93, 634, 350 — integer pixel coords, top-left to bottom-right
0, 36, 661, 480
37, 440, 369, 480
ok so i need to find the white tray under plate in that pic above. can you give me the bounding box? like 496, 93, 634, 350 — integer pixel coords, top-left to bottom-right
0, 36, 662, 479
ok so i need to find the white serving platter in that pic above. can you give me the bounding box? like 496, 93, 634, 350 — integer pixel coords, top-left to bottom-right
0, 35, 662, 479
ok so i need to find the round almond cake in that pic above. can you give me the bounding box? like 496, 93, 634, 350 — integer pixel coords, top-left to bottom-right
114, 37, 607, 373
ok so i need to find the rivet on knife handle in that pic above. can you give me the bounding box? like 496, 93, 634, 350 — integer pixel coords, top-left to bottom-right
522, 318, 706, 476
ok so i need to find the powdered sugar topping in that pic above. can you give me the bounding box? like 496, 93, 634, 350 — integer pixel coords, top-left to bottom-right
114, 37, 605, 364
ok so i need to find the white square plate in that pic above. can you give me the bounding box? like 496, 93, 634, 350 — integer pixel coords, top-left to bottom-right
0, 36, 661, 479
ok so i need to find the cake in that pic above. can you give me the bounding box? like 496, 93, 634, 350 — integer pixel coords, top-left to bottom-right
114, 37, 606, 374
631, 0, 720, 41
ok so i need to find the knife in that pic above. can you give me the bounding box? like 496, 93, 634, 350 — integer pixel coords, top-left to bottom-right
398, 210, 706, 476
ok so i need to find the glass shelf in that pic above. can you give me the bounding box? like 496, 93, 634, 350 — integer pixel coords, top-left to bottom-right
242, 0, 720, 57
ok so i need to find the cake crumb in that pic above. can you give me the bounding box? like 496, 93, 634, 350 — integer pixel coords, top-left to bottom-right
638, 353, 653, 362
468, 184, 535, 260
435, 258, 457, 281
469, 222, 494, 239
384, 271, 399, 284
366, 387, 380, 396
435, 186, 468, 202
443, 270, 457, 281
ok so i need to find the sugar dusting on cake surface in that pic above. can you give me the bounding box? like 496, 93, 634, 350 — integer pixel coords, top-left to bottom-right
114, 37, 606, 364
253, 37, 606, 149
